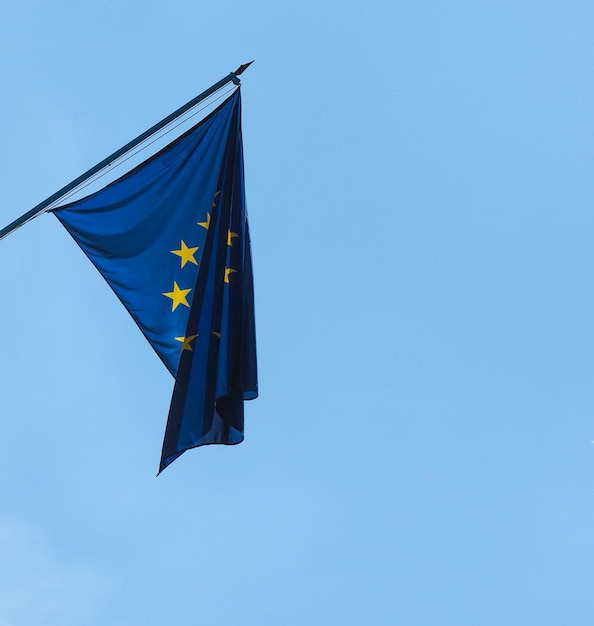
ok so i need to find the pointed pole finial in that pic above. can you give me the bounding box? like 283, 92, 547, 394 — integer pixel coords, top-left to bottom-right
230, 61, 255, 83
234, 61, 255, 76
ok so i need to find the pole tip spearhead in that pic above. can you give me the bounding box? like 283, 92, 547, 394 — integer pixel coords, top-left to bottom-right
233, 61, 255, 76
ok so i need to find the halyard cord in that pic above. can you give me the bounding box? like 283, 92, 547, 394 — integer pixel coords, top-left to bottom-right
46, 86, 237, 211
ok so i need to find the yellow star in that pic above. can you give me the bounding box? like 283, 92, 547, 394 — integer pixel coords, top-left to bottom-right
162, 282, 191, 311
212, 331, 221, 338
227, 230, 239, 246
212, 191, 221, 208
175, 334, 198, 351
198, 212, 211, 230
170, 240, 198, 268
224, 268, 236, 283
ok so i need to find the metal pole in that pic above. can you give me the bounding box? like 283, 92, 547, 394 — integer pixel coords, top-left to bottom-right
0, 62, 253, 241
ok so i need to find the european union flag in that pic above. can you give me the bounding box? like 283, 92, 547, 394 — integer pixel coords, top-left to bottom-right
53, 90, 257, 472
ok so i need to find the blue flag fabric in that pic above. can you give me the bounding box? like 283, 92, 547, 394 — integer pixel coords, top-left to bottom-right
53, 90, 257, 472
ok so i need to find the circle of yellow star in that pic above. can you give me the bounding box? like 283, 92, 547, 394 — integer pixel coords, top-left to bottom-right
175, 334, 198, 351
227, 230, 239, 246
171, 240, 198, 268
163, 282, 192, 311
198, 212, 211, 230
224, 267, 236, 283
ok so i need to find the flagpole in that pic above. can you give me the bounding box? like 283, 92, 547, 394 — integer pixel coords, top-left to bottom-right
0, 62, 253, 242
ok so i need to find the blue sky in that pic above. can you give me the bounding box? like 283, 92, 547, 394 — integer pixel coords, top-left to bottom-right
1, 1, 594, 624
